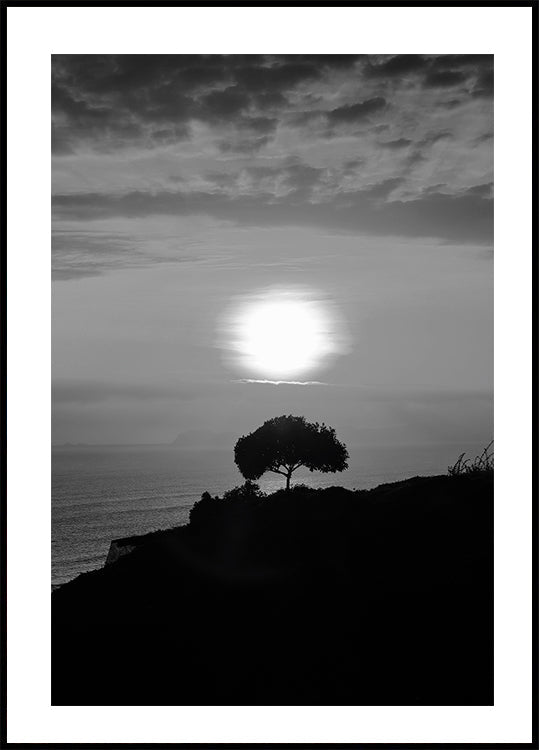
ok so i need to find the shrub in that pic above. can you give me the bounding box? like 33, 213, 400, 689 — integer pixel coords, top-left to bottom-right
448, 441, 494, 476
222, 481, 266, 502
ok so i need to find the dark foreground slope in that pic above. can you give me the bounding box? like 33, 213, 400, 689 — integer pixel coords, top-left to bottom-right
52, 473, 493, 706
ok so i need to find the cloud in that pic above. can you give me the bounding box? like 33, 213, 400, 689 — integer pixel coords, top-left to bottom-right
441, 98, 463, 109
405, 150, 428, 169
217, 134, 273, 154
52, 54, 493, 157
51, 55, 350, 154
52, 229, 197, 280
52, 55, 493, 257
327, 97, 386, 124
425, 55, 493, 95
240, 160, 325, 197
342, 158, 365, 174
363, 53, 492, 86
463, 182, 493, 198
379, 138, 412, 149
471, 69, 494, 98
431, 54, 493, 68
423, 70, 468, 88
359, 177, 404, 200
234, 61, 321, 91
283, 162, 325, 193
240, 116, 278, 134
365, 55, 428, 78
234, 379, 328, 386
52, 379, 226, 407
52, 185, 493, 244
199, 86, 250, 118
286, 54, 362, 70
213, 115, 280, 153
417, 131, 453, 147
52, 123, 75, 155
401, 131, 454, 170
475, 132, 493, 143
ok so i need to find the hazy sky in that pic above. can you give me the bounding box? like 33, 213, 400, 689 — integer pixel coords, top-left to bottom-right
52, 54, 493, 448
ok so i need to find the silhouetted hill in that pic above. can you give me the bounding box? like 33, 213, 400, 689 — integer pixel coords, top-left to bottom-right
52, 472, 493, 706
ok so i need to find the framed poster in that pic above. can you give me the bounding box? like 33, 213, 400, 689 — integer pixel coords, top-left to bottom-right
2, 2, 536, 746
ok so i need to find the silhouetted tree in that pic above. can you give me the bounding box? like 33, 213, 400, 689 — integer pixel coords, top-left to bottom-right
234, 415, 349, 491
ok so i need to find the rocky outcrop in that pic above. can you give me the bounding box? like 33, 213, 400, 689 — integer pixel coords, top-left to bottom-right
105, 539, 139, 566
105, 526, 184, 566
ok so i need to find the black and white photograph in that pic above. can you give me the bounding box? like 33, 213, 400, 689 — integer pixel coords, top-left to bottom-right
51, 50, 495, 707
3, 3, 536, 746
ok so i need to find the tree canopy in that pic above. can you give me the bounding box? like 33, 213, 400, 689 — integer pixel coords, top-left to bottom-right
234, 415, 349, 490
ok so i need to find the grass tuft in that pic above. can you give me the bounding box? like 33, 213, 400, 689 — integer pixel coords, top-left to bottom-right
448, 441, 494, 476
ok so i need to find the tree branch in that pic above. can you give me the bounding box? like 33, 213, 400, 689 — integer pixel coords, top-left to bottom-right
269, 468, 288, 477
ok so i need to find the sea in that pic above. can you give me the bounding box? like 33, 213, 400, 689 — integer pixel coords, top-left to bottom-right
52, 442, 477, 587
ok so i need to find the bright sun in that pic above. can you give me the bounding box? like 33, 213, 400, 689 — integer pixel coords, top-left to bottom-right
222, 287, 349, 380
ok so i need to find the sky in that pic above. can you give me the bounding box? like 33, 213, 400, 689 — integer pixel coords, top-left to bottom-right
52, 54, 493, 450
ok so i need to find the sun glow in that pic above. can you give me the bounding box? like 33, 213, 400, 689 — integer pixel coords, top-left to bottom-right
221, 287, 350, 380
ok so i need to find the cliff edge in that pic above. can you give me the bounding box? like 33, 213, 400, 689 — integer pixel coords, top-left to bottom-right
52, 472, 493, 706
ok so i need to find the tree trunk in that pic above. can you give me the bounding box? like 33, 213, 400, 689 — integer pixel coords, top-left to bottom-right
286, 471, 291, 491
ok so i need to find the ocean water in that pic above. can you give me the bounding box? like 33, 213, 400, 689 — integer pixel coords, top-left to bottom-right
52, 442, 475, 586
